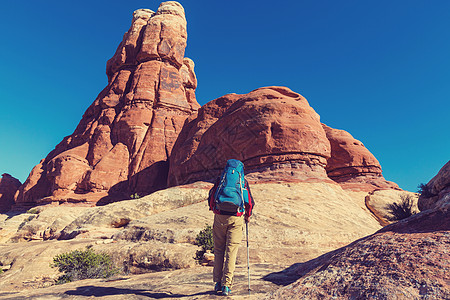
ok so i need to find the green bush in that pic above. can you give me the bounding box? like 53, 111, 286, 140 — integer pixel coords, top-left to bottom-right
51, 246, 118, 284
130, 193, 141, 199
386, 194, 416, 221
194, 224, 214, 262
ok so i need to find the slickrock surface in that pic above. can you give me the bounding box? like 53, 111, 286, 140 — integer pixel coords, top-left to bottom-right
0, 206, 90, 243
1, 181, 409, 295
168, 86, 332, 186
265, 225, 449, 299
14, 1, 200, 206
0, 174, 20, 213
265, 162, 450, 300
0, 263, 281, 300
323, 124, 399, 192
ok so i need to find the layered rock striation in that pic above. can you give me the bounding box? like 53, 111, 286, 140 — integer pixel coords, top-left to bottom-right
15, 2, 200, 206
168, 86, 395, 191
168, 87, 332, 186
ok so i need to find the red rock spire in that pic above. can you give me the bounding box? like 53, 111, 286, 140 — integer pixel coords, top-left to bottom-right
15, 1, 199, 206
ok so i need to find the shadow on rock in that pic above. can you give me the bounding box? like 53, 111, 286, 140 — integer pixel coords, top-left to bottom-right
378, 208, 450, 234
262, 242, 352, 286
64, 285, 215, 298
262, 262, 305, 286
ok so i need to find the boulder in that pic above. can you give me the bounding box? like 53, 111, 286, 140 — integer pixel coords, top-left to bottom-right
15, 1, 200, 206
0, 238, 198, 292
323, 124, 399, 191
201, 250, 215, 266
418, 160, 450, 211
168, 86, 332, 186
0, 173, 21, 213
364, 189, 419, 226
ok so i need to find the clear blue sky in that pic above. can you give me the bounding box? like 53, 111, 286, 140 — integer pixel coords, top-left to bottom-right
0, 1, 449, 192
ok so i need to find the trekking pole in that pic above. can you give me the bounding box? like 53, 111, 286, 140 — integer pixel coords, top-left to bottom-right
246, 220, 251, 295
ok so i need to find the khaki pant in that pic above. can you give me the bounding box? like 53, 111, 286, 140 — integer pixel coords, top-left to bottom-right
213, 214, 244, 288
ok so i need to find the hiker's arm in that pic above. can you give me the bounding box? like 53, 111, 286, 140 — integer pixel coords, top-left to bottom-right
208, 178, 220, 211
244, 180, 255, 221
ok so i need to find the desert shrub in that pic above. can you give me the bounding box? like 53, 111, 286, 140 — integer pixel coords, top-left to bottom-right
26, 208, 39, 214
51, 246, 119, 284
417, 183, 433, 198
17, 215, 36, 230
386, 194, 416, 221
130, 193, 141, 199
194, 224, 214, 262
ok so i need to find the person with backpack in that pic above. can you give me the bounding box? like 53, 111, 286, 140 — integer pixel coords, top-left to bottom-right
208, 159, 255, 296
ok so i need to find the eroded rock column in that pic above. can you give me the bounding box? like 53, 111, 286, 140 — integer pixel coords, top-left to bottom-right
15, 1, 200, 205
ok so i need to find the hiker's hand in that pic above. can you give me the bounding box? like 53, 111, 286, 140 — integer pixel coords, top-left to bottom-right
244, 215, 250, 223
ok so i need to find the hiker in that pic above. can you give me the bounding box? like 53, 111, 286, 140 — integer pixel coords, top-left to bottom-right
208, 159, 255, 296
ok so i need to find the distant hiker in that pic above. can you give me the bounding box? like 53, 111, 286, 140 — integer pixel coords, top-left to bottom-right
208, 159, 255, 296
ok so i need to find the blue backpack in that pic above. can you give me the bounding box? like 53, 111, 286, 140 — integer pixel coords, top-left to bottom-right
214, 159, 248, 213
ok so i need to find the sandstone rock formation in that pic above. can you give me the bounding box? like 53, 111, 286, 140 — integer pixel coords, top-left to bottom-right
0, 174, 21, 213
168, 86, 332, 186
167, 87, 396, 194
14, 2, 200, 206
418, 159, 450, 211
323, 124, 399, 191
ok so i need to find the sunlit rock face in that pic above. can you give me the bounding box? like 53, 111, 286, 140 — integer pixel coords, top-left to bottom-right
168, 86, 397, 193
322, 124, 399, 191
15, 2, 200, 206
168, 86, 332, 186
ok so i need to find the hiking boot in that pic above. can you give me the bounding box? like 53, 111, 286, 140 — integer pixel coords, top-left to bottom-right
214, 282, 222, 294
222, 286, 231, 296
